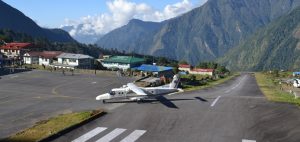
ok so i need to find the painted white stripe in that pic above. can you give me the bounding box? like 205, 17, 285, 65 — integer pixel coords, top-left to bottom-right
96, 128, 126, 142
120, 130, 146, 142
72, 127, 107, 142
210, 96, 221, 107
242, 139, 256, 142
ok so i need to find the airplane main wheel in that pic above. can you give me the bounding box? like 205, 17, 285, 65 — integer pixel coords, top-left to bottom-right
102, 100, 106, 104
137, 99, 144, 104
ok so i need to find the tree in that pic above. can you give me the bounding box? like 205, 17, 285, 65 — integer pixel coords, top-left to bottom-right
157, 57, 168, 66
197, 62, 208, 68
216, 65, 228, 74
189, 74, 196, 81
179, 60, 188, 64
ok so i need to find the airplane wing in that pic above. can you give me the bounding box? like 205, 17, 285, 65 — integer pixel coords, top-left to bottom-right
127, 83, 148, 96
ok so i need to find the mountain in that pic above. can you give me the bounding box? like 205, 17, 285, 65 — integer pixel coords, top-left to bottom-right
97, 19, 165, 52
218, 7, 300, 71
61, 25, 101, 44
0, 0, 74, 42
0, 29, 116, 59
96, 0, 300, 65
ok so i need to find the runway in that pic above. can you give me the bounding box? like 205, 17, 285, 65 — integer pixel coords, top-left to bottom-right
52, 73, 300, 142
0, 70, 134, 139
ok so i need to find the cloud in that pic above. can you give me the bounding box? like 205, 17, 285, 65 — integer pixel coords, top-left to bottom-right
61, 0, 200, 37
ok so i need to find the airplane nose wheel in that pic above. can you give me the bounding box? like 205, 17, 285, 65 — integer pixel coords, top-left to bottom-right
137, 99, 144, 104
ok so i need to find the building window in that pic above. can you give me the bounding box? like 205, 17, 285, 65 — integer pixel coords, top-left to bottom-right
69, 59, 77, 62
4, 49, 7, 52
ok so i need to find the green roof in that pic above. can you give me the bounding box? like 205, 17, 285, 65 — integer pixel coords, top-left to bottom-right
102, 56, 145, 64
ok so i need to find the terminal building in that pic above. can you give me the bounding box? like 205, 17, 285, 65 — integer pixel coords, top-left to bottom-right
101, 56, 145, 70
54, 53, 94, 69
23, 51, 63, 66
24, 51, 94, 69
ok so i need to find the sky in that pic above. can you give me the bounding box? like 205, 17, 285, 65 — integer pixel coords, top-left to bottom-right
3, 0, 207, 37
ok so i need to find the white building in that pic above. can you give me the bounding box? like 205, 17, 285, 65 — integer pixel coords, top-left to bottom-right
38, 51, 63, 66
189, 68, 215, 76
23, 51, 62, 65
55, 53, 94, 69
23, 52, 40, 64
0, 43, 33, 59
178, 64, 192, 72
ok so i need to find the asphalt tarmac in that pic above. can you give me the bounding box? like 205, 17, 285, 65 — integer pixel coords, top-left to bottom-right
52, 73, 300, 142
0, 70, 134, 139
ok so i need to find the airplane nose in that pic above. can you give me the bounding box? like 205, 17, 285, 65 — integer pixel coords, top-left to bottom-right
96, 93, 111, 100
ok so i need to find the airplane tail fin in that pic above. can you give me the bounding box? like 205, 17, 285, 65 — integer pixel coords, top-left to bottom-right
169, 74, 180, 89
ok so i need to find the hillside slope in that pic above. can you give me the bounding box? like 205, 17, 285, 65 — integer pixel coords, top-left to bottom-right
0, 0, 74, 42
219, 7, 300, 71
97, 19, 164, 52
97, 0, 300, 65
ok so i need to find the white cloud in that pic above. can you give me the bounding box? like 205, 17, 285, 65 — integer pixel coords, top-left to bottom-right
61, 0, 202, 37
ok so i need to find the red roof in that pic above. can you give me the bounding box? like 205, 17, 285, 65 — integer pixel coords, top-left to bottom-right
27, 51, 42, 56
25, 51, 63, 59
41, 51, 63, 59
0, 42, 33, 50
179, 64, 191, 68
191, 68, 214, 72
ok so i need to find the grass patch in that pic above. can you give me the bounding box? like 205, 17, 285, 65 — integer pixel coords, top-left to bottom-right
183, 73, 239, 91
6, 110, 103, 142
255, 72, 300, 106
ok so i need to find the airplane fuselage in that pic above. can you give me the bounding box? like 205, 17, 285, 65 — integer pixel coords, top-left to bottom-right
96, 74, 181, 101
96, 87, 179, 101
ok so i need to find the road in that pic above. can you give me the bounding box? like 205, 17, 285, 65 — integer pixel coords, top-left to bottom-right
0, 70, 134, 139
53, 73, 300, 142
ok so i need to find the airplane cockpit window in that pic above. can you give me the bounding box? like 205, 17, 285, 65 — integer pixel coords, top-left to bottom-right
109, 91, 115, 95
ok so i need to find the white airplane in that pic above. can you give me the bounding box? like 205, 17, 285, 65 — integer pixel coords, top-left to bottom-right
96, 74, 182, 106
293, 79, 300, 88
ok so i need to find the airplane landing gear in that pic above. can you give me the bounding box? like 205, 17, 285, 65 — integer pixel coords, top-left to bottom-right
137, 99, 145, 104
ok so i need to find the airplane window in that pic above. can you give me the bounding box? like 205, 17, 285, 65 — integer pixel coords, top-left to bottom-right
109, 91, 115, 95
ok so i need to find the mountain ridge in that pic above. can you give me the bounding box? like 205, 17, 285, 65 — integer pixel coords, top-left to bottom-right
96, 0, 300, 65
218, 7, 300, 71
0, 0, 75, 42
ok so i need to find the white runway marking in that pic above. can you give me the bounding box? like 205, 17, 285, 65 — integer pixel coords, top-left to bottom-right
72, 127, 107, 142
242, 139, 256, 142
211, 96, 221, 107
120, 130, 147, 142
96, 128, 126, 142
91, 82, 97, 84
